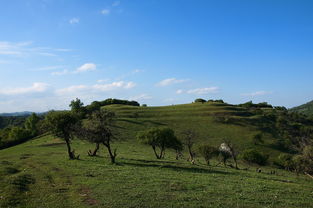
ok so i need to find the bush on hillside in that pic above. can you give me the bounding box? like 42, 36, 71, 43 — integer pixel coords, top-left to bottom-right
198, 145, 219, 165
194, 98, 206, 103
241, 149, 268, 166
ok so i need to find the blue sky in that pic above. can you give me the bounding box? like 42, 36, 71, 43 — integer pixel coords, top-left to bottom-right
0, 0, 313, 112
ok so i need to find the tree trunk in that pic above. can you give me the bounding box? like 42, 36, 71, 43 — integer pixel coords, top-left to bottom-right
88, 143, 100, 156
103, 142, 116, 163
188, 145, 194, 163
152, 146, 161, 159
65, 138, 75, 159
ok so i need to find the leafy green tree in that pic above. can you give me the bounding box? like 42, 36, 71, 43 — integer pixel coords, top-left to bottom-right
24, 113, 40, 136
241, 149, 268, 165
45, 111, 79, 159
198, 145, 219, 165
8, 126, 31, 143
137, 127, 181, 159
194, 98, 206, 103
76, 110, 117, 163
252, 133, 264, 145
69, 98, 86, 118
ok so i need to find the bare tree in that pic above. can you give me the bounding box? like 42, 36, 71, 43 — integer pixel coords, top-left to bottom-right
181, 129, 197, 164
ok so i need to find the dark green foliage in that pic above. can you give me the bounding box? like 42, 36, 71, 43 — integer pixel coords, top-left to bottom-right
0, 115, 27, 129
24, 113, 40, 136
198, 145, 219, 165
69, 98, 86, 118
238, 101, 273, 109
85, 98, 140, 114
252, 133, 264, 145
241, 149, 268, 166
75, 109, 117, 162
290, 100, 313, 116
137, 127, 181, 159
274, 153, 293, 170
45, 111, 79, 159
194, 98, 206, 103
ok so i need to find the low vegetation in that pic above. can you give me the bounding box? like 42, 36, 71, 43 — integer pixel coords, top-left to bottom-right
0, 98, 313, 207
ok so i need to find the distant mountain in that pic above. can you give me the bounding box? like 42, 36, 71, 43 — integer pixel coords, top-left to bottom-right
0, 111, 34, 117
290, 100, 313, 116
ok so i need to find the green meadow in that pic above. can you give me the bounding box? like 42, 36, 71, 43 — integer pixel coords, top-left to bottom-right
1, 103, 312, 208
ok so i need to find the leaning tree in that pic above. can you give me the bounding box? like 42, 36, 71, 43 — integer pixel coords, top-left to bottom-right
76, 109, 118, 163
137, 127, 181, 159
45, 111, 79, 159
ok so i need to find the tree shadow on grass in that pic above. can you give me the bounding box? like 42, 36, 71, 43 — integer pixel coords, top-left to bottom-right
122, 160, 231, 175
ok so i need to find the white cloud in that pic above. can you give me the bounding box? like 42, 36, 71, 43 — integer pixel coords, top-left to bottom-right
187, 87, 219, 95
241, 91, 272, 97
55, 85, 88, 95
0, 41, 32, 56
176, 89, 184, 94
0, 82, 49, 95
69, 18, 79, 24
0, 41, 70, 58
97, 79, 110, 83
129, 94, 152, 101
101, 9, 110, 15
51, 69, 69, 76
34, 65, 67, 71
132, 69, 144, 74
56, 81, 136, 95
76, 63, 96, 73
112, 1, 120, 7
156, 78, 188, 87
93, 81, 136, 91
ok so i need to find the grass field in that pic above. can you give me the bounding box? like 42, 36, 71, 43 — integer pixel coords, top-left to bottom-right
0, 103, 312, 208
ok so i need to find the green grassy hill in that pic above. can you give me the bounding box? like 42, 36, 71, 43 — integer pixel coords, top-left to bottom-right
290, 100, 313, 116
1, 102, 313, 208
104, 102, 286, 158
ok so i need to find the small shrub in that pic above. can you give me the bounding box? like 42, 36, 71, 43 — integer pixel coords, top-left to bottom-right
198, 145, 219, 165
10, 174, 36, 192
241, 149, 268, 166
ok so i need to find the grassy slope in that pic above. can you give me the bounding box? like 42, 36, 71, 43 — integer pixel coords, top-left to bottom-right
0, 136, 312, 208
290, 100, 313, 116
1, 103, 313, 208
105, 103, 282, 158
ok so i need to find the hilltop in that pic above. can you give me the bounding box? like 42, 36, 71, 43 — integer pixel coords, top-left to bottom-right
290, 100, 313, 116
0, 101, 313, 207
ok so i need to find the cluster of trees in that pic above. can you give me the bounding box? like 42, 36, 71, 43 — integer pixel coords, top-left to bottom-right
0, 113, 41, 149
137, 128, 240, 168
274, 146, 313, 174
238, 101, 274, 109
68, 98, 140, 119
194, 98, 225, 104
45, 108, 118, 162
0, 115, 28, 129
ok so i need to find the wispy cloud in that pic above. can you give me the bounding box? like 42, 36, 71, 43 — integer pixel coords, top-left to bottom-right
101, 9, 110, 15
51, 70, 69, 76
51, 63, 97, 75
112, 1, 120, 7
129, 94, 152, 101
56, 81, 136, 95
75, 63, 96, 73
156, 78, 188, 87
69, 18, 79, 24
34, 65, 67, 71
241, 91, 272, 97
0, 41, 70, 58
0, 82, 49, 95
187, 87, 219, 94
177, 87, 219, 95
